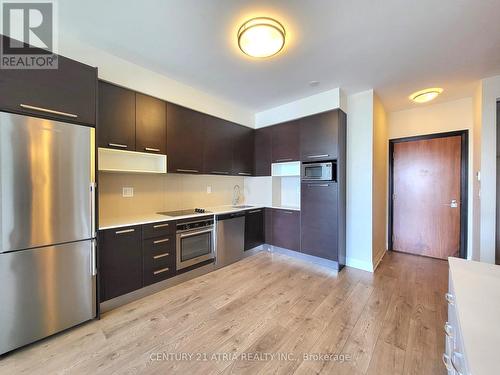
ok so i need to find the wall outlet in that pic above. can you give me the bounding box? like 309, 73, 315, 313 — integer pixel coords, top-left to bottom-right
206, 185, 212, 194
122, 187, 134, 197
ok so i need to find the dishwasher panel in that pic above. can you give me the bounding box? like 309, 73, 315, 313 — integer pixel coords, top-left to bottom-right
215, 212, 245, 268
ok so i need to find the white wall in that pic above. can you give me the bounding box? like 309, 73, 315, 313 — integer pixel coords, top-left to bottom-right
255, 88, 344, 128
479, 75, 500, 264
472, 83, 483, 261
58, 33, 255, 127
388, 97, 477, 260
372, 94, 388, 267
346, 90, 375, 271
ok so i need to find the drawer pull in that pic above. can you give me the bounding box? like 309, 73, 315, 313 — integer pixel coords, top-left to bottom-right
445, 292, 455, 305
153, 238, 169, 244
153, 252, 170, 259
308, 184, 330, 187
248, 209, 262, 214
145, 147, 160, 152
153, 267, 170, 275
153, 223, 169, 229
238, 172, 252, 176
176, 169, 199, 173
108, 143, 128, 149
211, 171, 229, 175
306, 154, 330, 159
444, 322, 453, 338
20, 104, 78, 118
115, 228, 135, 234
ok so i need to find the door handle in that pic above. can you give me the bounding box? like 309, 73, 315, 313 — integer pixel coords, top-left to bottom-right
144, 147, 160, 152
20, 104, 78, 118
108, 143, 128, 149
91, 239, 97, 276
450, 199, 458, 208
306, 154, 330, 159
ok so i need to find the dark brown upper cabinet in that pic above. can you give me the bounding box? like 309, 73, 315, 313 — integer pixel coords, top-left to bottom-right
98, 81, 136, 150
272, 120, 300, 163
254, 126, 273, 176
231, 124, 254, 176
271, 208, 300, 251
167, 103, 205, 174
301, 182, 339, 261
136, 93, 166, 154
0, 35, 97, 126
203, 116, 234, 175
300, 109, 345, 161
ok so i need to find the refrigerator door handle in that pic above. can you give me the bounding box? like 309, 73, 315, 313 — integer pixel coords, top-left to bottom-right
90, 182, 96, 237
91, 239, 97, 276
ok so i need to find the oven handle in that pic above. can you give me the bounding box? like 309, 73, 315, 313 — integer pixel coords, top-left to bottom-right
179, 228, 213, 238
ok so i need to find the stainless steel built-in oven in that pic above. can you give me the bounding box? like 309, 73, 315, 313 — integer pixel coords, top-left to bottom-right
301, 161, 335, 181
176, 217, 215, 270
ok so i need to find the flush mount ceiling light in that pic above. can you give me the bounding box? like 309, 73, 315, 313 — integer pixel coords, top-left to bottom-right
237, 17, 286, 58
409, 88, 444, 103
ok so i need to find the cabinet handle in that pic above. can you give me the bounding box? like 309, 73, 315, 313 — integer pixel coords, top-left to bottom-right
108, 143, 128, 149
211, 171, 229, 175
275, 158, 293, 162
115, 228, 135, 234
153, 238, 169, 244
445, 292, 455, 305
153, 252, 170, 259
248, 209, 262, 214
153, 223, 169, 229
238, 172, 252, 176
280, 210, 294, 214
20, 104, 78, 118
306, 154, 330, 159
153, 267, 170, 275
307, 184, 330, 187
176, 169, 199, 173
145, 147, 160, 152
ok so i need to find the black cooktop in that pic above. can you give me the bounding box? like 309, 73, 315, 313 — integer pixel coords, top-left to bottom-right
158, 208, 210, 217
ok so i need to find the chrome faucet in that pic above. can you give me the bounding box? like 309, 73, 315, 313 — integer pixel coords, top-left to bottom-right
232, 184, 241, 206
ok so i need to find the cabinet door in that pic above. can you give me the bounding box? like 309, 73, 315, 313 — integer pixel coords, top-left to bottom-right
232, 124, 255, 176
166, 103, 204, 173
300, 110, 340, 161
203, 116, 233, 175
99, 226, 142, 301
254, 126, 272, 176
245, 208, 265, 250
136, 93, 166, 154
0, 36, 97, 126
272, 120, 300, 163
301, 182, 338, 261
98, 82, 136, 150
272, 209, 300, 251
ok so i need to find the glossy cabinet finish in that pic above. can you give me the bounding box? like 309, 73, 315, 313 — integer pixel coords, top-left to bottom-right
254, 126, 273, 176
272, 120, 300, 163
136, 93, 166, 154
167, 103, 205, 173
0, 36, 97, 126
271, 209, 300, 251
99, 226, 142, 301
244, 208, 265, 250
98, 82, 136, 150
301, 183, 338, 261
232, 124, 255, 176
203, 116, 234, 175
300, 109, 344, 161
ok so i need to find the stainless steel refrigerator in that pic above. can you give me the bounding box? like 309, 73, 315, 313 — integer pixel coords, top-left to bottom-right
0, 111, 97, 355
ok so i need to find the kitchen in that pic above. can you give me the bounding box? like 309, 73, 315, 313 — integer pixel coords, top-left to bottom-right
2, 2, 500, 374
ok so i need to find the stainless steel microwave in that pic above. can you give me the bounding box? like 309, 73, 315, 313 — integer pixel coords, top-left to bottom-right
301, 161, 334, 181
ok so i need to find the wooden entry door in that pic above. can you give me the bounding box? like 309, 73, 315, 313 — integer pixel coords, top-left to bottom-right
392, 135, 462, 259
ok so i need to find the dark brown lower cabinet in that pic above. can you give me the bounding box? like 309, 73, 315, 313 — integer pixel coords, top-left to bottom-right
271, 209, 300, 251
143, 234, 176, 286
244, 208, 265, 250
301, 182, 339, 262
99, 226, 143, 301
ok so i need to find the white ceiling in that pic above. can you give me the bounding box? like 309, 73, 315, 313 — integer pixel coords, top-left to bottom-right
60, 0, 500, 112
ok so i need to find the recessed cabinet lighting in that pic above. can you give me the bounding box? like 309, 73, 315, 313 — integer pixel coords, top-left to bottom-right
409, 88, 443, 103
237, 17, 286, 58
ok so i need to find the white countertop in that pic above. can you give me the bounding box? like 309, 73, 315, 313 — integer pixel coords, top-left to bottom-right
448, 257, 500, 375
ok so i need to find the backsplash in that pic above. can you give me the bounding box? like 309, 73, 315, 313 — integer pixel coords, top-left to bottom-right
99, 172, 244, 221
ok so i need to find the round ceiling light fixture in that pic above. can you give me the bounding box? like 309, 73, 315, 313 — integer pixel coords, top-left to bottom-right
409, 87, 444, 103
237, 17, 286, 58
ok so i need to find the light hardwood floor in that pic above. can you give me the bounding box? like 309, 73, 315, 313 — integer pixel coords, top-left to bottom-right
0, 250, 448, 374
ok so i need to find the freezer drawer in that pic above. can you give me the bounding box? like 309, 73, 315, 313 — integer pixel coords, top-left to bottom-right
0, 240, 96, 354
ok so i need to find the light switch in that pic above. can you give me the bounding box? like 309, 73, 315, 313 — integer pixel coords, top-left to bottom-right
206, 185, 212, 194
122, 187, 134, 197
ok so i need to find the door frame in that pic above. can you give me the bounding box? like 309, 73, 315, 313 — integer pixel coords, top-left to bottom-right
388, 130, 469, 259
